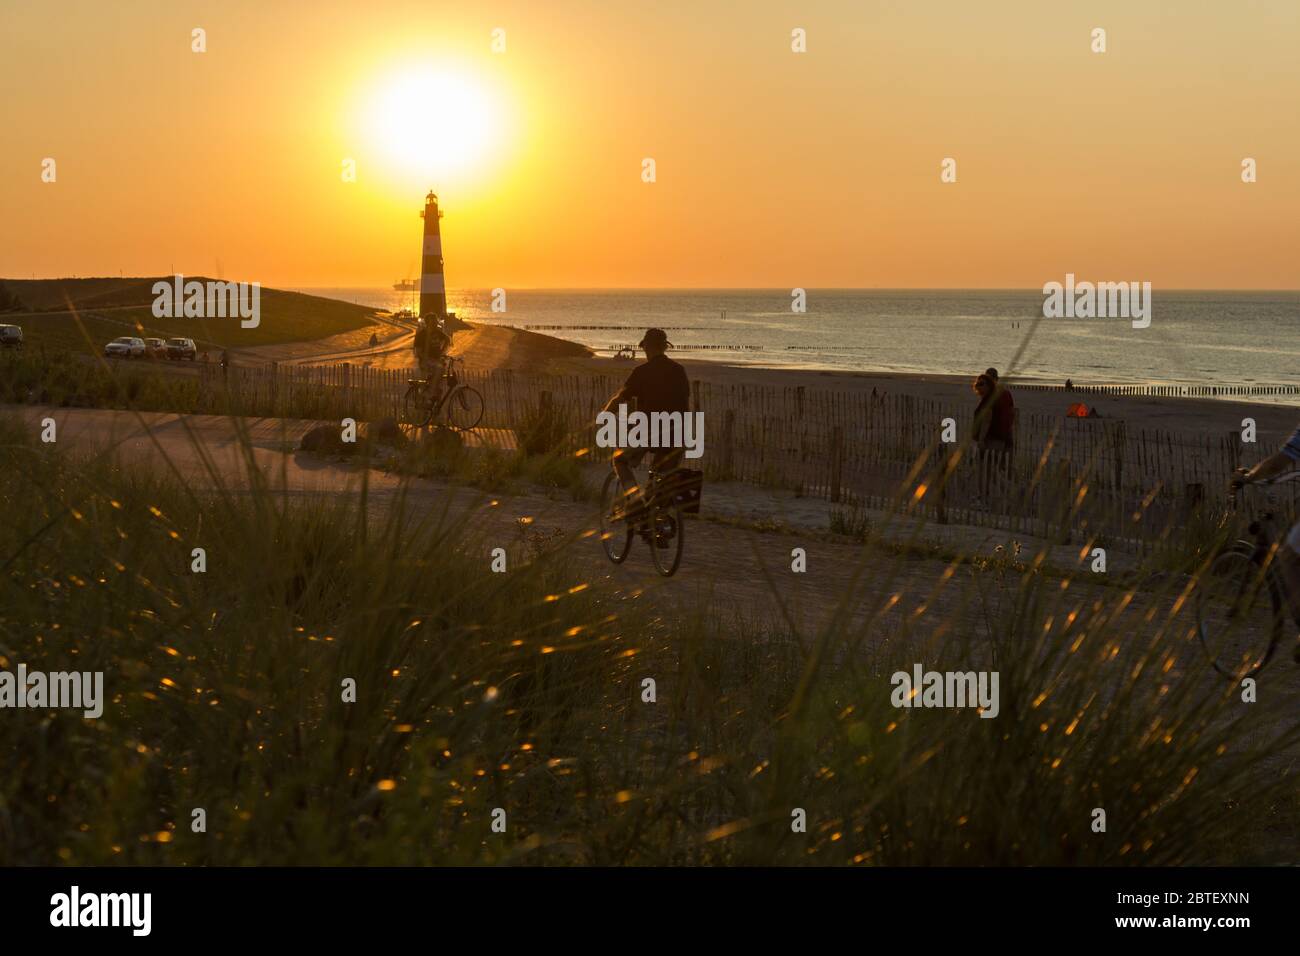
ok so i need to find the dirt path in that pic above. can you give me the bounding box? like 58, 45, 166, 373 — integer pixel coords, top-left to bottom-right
10, 402, 1300, 749
7, 404, 1003, 641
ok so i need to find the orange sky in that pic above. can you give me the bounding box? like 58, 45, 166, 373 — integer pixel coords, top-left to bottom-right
2, 0, 1298, 289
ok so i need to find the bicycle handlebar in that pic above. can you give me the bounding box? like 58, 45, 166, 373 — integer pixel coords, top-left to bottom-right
1229, 467, 1300, 510
1233, 469, 1300, 489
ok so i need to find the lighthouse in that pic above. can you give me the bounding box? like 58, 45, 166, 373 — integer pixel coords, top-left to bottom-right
418, 190, 447, 319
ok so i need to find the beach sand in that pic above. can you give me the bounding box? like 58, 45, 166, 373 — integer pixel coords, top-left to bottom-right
239, 315, 1299, 442
555, 346, 1299, 442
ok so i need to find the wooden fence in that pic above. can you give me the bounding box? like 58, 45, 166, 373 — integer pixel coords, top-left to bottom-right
198, 362, 1298, 553
1013, 382, 1299, 399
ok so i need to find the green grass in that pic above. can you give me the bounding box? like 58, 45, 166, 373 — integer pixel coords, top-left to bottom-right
1, 413, 1297, 865
1, 348, 200, 412
1, 277, 379, 352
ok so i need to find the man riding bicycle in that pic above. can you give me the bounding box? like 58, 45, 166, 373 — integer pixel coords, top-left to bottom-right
413, 314, 453, 400
602, 327, 691, 515
1232, 422, 1300, 661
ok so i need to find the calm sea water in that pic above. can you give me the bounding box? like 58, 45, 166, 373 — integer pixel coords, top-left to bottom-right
295, 288, 1300, 392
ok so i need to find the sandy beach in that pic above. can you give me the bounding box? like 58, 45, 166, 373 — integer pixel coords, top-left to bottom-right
450, 320, 1300, 442
229, 313, 1298, 444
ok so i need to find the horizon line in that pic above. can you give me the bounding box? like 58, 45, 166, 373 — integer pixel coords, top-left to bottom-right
7, 277, 1300, 295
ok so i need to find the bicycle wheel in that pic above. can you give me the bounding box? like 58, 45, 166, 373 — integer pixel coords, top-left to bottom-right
598, 472, 634, 564
1195, 545, 1283, 678
401, 382, 434, 427
647, 500, 684, 577
444, 385, 485, 431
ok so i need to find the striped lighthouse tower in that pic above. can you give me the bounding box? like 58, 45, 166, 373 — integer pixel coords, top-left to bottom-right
418, 190, 447, 319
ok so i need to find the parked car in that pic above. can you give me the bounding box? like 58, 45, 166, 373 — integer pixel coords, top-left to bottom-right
104, 336, 146, 359
165, 337, 197, 361
0, 324, 22, 348
144, 337, 167, 358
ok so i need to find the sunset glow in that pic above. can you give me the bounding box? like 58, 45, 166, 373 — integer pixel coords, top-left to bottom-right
2, 0, 1298, 288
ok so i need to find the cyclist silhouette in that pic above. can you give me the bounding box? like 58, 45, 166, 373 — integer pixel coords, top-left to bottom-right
1233, 423, 1300, 661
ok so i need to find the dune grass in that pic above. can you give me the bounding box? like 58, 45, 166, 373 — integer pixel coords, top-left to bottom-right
0, 411, 1297, 866
1, 349, 201, 413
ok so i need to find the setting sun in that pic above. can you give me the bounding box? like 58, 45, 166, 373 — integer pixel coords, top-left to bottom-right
365, 65, 503, 183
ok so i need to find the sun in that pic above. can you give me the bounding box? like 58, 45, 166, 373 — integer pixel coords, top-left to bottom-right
367, 65, 502, 182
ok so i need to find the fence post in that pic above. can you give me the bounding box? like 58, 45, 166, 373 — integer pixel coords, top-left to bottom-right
934, 443, 949, 525
1225, 430, 1241, 471
1053, 459, 1073, 544
1111, 420, 1126, 492
830, 425, 844, 503
722, 408, 735, 480
1182, 482, 1205, 525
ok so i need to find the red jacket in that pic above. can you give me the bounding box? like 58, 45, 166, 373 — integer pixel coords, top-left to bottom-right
991, 388, 1016, 446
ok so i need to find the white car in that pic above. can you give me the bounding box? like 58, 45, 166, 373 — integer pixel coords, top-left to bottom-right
104, 336, 146, 358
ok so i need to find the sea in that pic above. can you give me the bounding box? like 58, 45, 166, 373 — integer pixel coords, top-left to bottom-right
292, 288, 1300, 397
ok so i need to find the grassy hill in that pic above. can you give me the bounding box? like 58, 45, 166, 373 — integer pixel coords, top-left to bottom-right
0, 277, 380, 352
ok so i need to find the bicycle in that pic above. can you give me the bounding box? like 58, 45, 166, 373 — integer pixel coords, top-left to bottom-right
598, 464, 701, 577
401, 356, 484, 431
1194, 470, 1300, 677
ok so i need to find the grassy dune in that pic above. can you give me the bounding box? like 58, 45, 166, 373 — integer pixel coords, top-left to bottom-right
1, 412, 1297, 865
0, 350, 200, 410
0, 277, 380, 352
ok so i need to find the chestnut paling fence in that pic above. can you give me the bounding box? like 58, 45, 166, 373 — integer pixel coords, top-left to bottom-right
198, 362, 1296, 553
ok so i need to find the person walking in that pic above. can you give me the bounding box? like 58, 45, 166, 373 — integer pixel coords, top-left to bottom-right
972, 372, 1014, 504
983, 367, 1016, 462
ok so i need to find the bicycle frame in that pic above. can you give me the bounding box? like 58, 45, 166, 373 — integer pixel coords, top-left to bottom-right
607, 466, 667, 516
600, 464, 686, 577
411, 359, 462, 410
1211, 470, 1300, 616
1229, 470, 1300, 559
1192, 470, 1300, 677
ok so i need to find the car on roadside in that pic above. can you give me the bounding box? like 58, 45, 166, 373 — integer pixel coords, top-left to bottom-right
165, 337, 197, 361
0, 324, 22, 348
104, 336, 146, 359
144, 337, 167, 359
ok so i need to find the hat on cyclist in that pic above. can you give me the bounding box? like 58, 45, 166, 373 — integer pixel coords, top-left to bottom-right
639, 328, 671, 349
